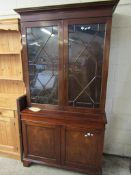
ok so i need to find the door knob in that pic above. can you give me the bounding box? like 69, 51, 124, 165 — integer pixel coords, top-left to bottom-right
84, 133, 91, 137
84, 132, 94, 137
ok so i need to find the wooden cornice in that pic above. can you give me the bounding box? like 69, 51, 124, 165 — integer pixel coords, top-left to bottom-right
15, 0, 120, 15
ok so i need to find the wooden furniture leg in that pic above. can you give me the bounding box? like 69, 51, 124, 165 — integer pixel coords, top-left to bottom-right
23, 160, 32, 167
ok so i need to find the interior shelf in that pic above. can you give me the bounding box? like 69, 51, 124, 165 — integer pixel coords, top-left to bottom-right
0, 52, 20, 55
0, 80, 25, 95
0, 77, 23, 81
0, 54, 23, 80
0, 30, 22, 54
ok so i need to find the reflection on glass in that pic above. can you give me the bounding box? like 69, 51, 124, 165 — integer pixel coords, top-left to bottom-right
68, 24, 105, 108
26, 26, 59, 104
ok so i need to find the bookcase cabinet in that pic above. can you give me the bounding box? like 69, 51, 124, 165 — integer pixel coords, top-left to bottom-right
0, 19, 25, 159
16, 0, 119, 174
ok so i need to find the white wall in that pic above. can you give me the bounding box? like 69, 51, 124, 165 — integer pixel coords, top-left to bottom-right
0, 0, 131, 157
104, 1, 131, 157
0, 0, 110, 19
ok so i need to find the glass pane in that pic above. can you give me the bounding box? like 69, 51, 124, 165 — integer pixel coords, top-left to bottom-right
68, 23, 105, 108
26, 26, 59, 105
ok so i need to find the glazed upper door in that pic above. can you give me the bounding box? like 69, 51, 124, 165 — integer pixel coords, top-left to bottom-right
63, 18, 109, 110
22, 21, 63, 108
22, 18, 110, 111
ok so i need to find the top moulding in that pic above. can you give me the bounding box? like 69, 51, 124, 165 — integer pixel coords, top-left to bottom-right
0, 19, 19, 31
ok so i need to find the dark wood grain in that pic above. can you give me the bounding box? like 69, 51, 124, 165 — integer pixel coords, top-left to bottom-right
23, 159, 32, 167
21, 112, 105, 174
100, 18, 112, 109
17, 95, 27, 161
21, 20, 62, 109
64, 127, 103, 166
22, 121, 61, 164
16, 1, 119, 174
15, 0, 119, 14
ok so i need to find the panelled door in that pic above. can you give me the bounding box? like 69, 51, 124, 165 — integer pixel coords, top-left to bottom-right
0, 109, 18, 153
22, 120, 61, 165
22, 20, 64, 109
61, 126, 104, 169
63, 18, 109, 112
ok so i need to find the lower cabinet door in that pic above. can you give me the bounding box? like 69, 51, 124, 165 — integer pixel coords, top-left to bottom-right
61, 126, 104, 170
0, 116, 18, 153
22, 120, 61, 165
